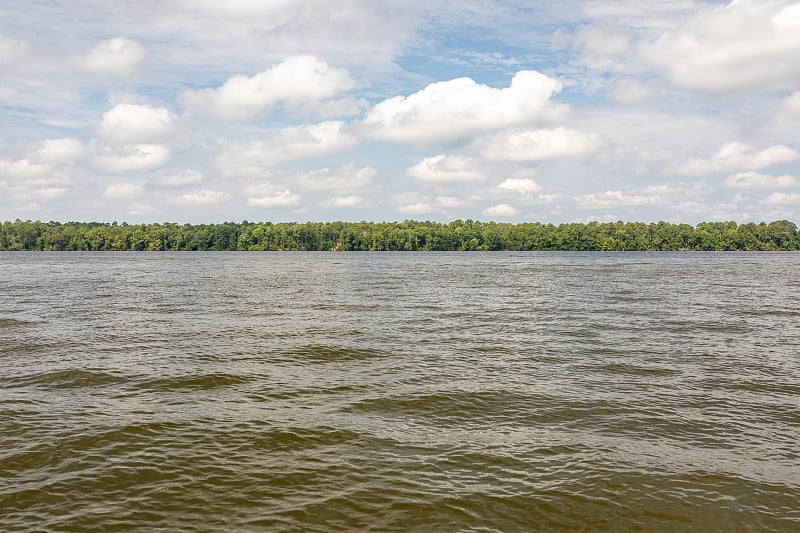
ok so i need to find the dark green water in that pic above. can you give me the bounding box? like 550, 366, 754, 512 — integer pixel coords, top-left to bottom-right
1, 252, 798, 532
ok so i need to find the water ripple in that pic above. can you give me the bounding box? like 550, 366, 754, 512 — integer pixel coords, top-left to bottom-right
1, 252, 798, 532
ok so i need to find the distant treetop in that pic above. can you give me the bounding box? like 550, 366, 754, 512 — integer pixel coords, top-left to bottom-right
1, 219, 798, 251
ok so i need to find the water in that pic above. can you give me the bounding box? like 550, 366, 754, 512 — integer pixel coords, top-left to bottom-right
1, 252, 798, 532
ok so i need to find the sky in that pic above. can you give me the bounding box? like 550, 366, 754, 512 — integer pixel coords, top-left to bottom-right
1, 0, 800, 224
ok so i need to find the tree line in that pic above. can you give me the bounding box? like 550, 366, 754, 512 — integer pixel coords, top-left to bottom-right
1, 219, 799, 251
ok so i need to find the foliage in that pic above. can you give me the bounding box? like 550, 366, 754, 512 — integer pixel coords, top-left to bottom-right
1, 219, 799, 251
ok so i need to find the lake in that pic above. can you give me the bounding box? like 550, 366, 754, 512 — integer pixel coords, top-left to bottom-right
1, 252, 798, 531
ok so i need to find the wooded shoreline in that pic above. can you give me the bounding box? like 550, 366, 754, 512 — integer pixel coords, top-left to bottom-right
2, 219, 799, 251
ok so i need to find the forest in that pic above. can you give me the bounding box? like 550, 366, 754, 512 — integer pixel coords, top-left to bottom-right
1, 219, 799, 251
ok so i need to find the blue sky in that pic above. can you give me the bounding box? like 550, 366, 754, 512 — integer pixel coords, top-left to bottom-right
2, 0, 800, 224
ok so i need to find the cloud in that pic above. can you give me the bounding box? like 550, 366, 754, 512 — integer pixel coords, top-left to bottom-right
96, 104, 176, 144
571, 25, 632, 59
675, 142, 800, 175
298, 97, 369, 120
151, 0, 418, 73
0, 35, 29, 66
2, 34, 144, 80
4, 183, 70, 205
575, 190, 658, 209
406, 155, 485, 183
361, 70, 565, 145
759, 192, 800, 205
526, 193, 564, 206
478, 127, 601, 161
32, 138, 85, 163
0, 158, 51, 180
768, 91, 800, 133
128, 203, 157, 216
180, 55, 355, 120
435, 195, 475, 208
390, 192, 438, 215
35, 187, 69, 200
168, 189, 230, 205
569, 1, 800, 95
81, 37, 144, 76
0, 140, 83, 199
396, 202, 435, 215
153, 169, 204, 187
295, 164, 375, 191
323, 195, 364, 208
104, 182, 144, 199
576, 181, 715, 209
173, 0, 303, 17
4, 2, 800, 224
245, 186, 301, 208
482, 203, 518, 217
781, 91, 800, 115
217, 121, 356, 177
640, 1, 800, 93
0, 87, 16, 101
724, 171, 797, 189
557, 2, 699, 73
91, 144, 171, 172
497, 178, 540, 194
611, 78, 650, 103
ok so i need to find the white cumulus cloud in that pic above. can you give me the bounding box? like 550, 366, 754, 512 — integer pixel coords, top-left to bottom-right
576, 181, 715, 209
32, 138, 84, 163
36, 187, 69, 200
482, 203, 518, 217
676, 142, 800, 175
169, 189, 230, 206
396, 202, 435, 215
96, 104, 176, 144
128, 203, 157, 216
759, 192, 800, 205
246, 188, 301, 208
361, 70, 565, 146
576, 190, 656, 209
768, 91, 800, 133
91, 144, 171, 172
296, 164, 375, 191
434, 195, 478, 208
154, 169, 204, 187
781, 91, 800, 115
497, 178, 541, 194
406, 155, 485, 183
640, 1, 800, 93
479, 127, 601, 161
181, 55, 355, 120
81, 37, 144, 76
0, 158, 50, 180
217, 121, 356, 177
104, 182, 144, 200
324, 195, 364, 208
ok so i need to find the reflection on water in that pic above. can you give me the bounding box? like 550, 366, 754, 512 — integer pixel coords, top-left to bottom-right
1, 252, 799, 531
